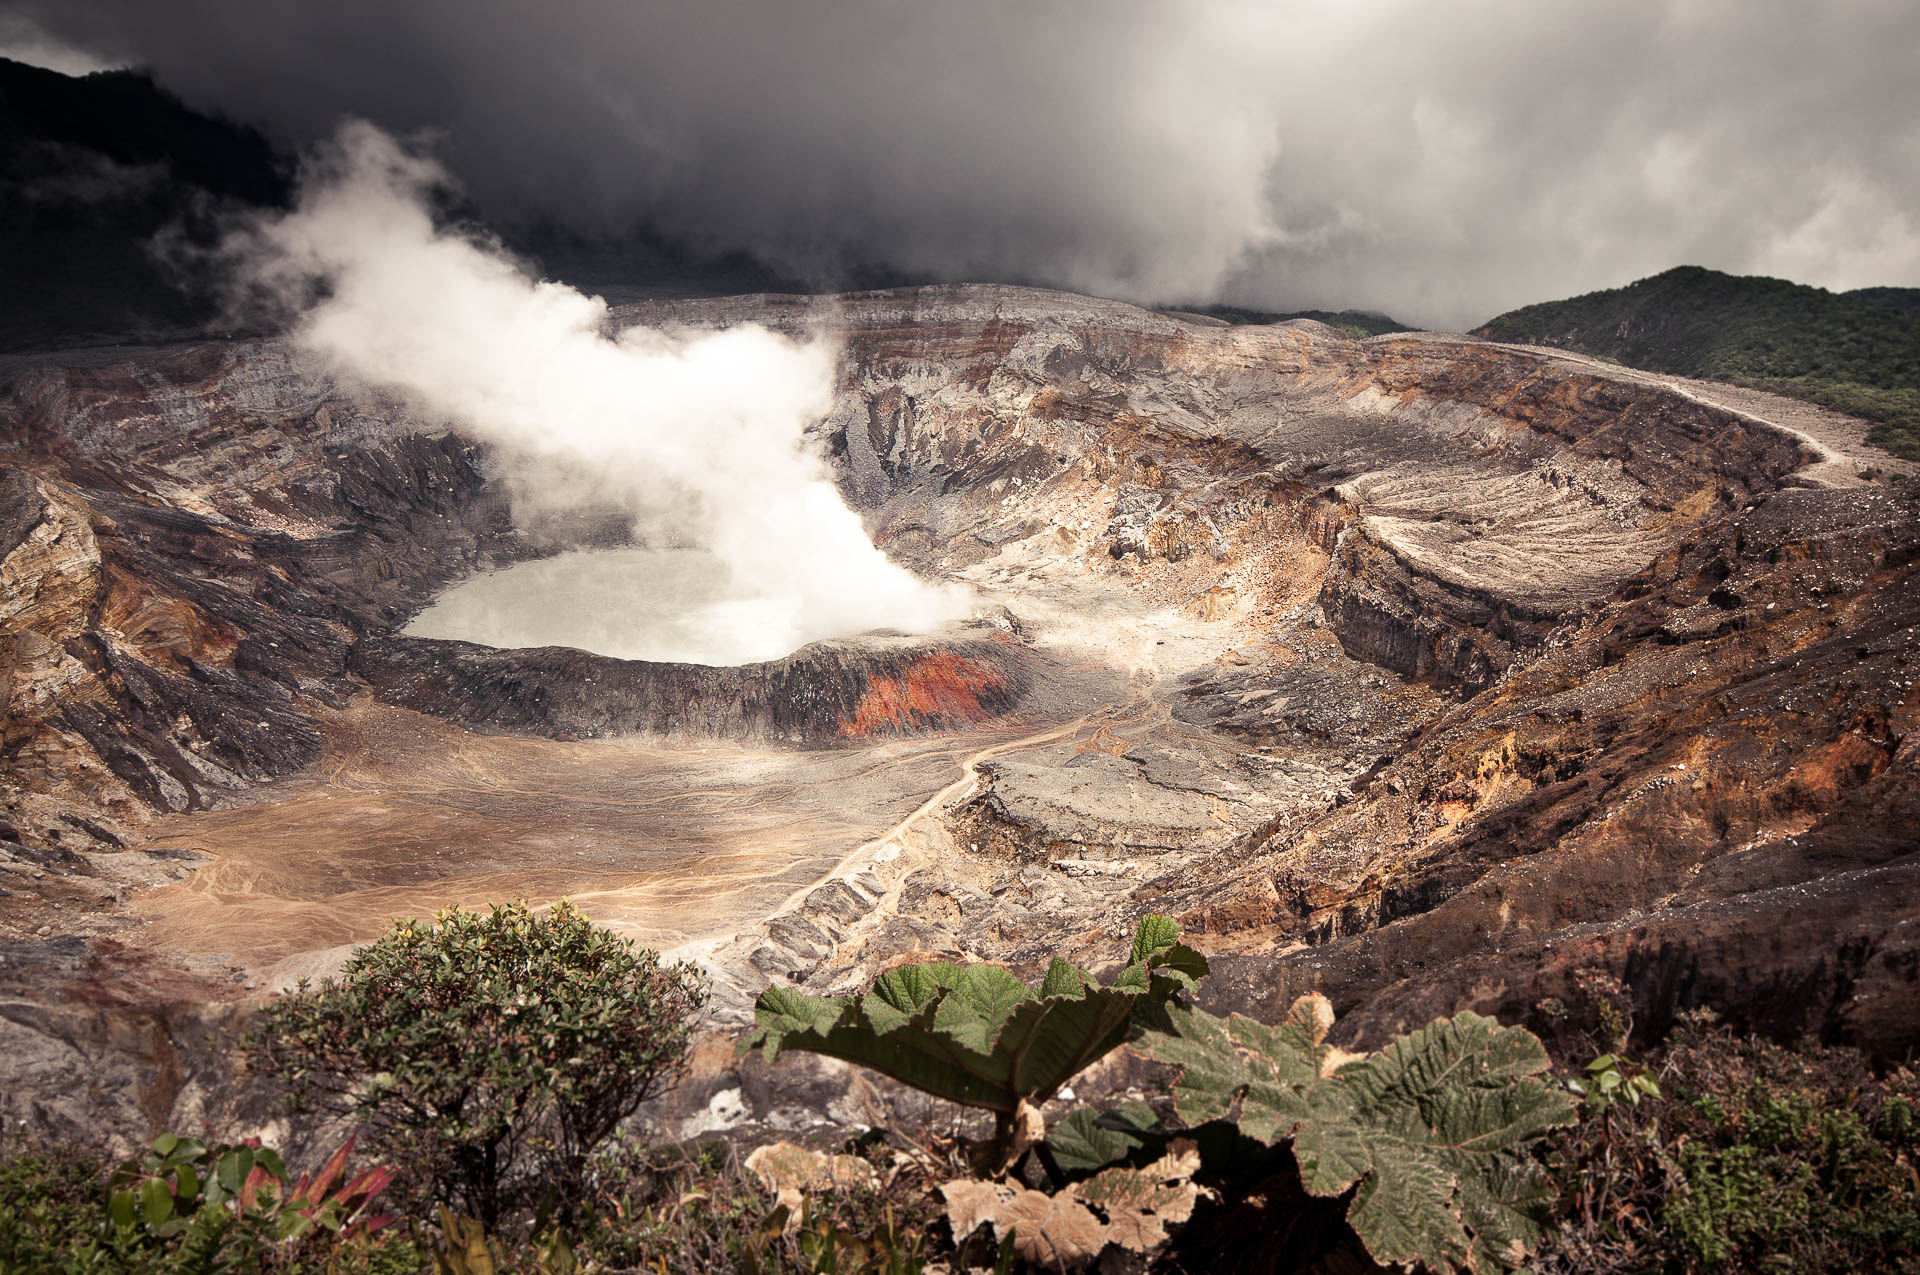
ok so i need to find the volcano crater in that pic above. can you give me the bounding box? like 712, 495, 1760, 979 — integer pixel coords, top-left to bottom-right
2, 285, 1917, 1145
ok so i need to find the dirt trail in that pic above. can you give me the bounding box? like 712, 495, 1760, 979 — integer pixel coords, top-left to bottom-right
1481, 339, 1917, 486
790, 710, 1105, 906
564, 711, 1092, 950
678, 691, 1171, 999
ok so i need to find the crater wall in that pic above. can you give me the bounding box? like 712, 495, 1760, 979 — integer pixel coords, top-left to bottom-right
1, 286, 1912, 1148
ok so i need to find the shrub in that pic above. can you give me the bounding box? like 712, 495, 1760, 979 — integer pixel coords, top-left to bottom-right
1538, 1011, 1920, 1274
243, 899, 708, 1232
0, 1135, 137, 1275
0, 1131, 423, 1275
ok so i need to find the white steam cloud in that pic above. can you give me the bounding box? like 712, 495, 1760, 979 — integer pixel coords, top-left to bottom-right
238, 121, 964, 659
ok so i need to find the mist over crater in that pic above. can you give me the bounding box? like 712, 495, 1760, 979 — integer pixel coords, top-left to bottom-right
234, 122, 968, 663
405, 546, 954, 666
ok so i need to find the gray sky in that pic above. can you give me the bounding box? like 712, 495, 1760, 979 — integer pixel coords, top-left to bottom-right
9, 0, 1918, 329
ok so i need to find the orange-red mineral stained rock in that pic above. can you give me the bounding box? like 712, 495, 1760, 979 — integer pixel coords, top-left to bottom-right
841, 652, 1009, 737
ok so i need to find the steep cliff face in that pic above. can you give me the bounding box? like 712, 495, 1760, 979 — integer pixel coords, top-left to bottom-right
0, 284, 1913, 1145
1173, 482, 1920, 1056
0, 344, 523, 852
352, 630, 1042, 746
661, 293, 1807, 668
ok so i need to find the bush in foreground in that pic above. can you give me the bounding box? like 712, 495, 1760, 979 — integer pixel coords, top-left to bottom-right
1539, 1010, 1920, 1274
11, 899, 1916, 1272
243, 900, 709, 1233
0, 1132, 424, 1275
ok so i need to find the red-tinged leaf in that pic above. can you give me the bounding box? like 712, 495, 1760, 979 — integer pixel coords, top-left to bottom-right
340, 1165, 396, 1207
240, 1163, 273, 1209
310, 1139, 353, 1200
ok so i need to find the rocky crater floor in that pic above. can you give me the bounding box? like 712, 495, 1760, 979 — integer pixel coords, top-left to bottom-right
1, 285, 1915, 1148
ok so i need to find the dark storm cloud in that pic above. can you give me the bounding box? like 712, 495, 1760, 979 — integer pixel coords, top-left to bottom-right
14, 0, 1920, 327
1226, 1, 1920, 325
0, 12, 117, 74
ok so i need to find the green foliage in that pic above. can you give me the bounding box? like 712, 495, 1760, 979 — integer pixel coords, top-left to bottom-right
1132, 991, 1577, 1272
1046, 1104, 1165, 1177
742, 914, 1207, 1164
105, 1132, 394, 1263
0, 1131, 419, 1275
1663, 1142, 1814, 1268
1563, 1053, 1660, 1114
0, 1136, 138, 1275
1538, 1012, 1920, 1274
1474, 265, 1920, 459
243, 899, 709, 1232
785, 1198, 929, 1275
1, 1125, 945, 1275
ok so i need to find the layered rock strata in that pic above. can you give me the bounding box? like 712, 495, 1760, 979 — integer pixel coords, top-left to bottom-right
0, 284, 1912, 1148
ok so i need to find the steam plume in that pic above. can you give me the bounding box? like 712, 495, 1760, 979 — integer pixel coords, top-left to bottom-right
238, 121, 964, 656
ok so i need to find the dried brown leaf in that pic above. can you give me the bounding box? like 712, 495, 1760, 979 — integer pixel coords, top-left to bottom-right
943, 1178, 1107, 1269
941, 1137, 1205, 1269
745, 1141, 880, 1226
1074, 1139, 1204, 1251
745, 1141, 879, 1195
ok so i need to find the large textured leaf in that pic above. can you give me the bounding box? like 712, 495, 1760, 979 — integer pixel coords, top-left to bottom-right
1135, 994, 1329, 1140
931, 965, 1040, 1053
1047, 1104, 1160, 1175
1133, 993, 1576, 1273
742, 915, 1209, 1115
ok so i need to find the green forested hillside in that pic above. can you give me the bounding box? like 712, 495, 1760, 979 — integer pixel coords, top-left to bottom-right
1846, 286, 1920, 316
1474, 266, 1920, 459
